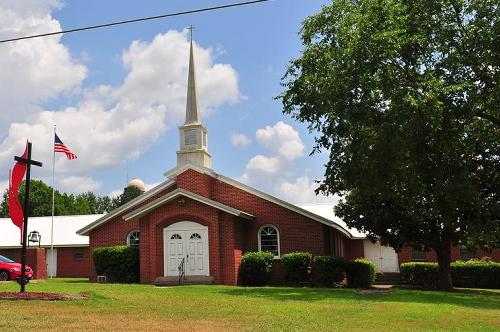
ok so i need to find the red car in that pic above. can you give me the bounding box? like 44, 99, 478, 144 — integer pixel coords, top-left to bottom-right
0, 255, 33, 282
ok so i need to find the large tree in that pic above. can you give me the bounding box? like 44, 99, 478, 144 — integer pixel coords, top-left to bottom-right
280, 0, 499, 290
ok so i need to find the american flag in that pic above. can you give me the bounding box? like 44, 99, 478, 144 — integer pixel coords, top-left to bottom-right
54, 133, 77, 160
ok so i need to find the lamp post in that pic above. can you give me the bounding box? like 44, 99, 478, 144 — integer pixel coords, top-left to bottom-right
28, 230, 41, 248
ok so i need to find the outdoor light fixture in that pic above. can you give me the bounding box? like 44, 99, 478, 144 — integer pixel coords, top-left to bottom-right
28, 230, 41, 248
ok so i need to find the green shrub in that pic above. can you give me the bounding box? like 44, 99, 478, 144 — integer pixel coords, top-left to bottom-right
281, 252, 313, 285
93, 246, 139, 283
345, 258, 376, 288
451, 259, 500, 289
401, 259, 500, 289
400, 262, 440, 289
239, 251, 274, 286
311, 256, 346, 287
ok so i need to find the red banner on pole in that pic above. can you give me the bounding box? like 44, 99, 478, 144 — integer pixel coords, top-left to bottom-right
8, 143, 28, 240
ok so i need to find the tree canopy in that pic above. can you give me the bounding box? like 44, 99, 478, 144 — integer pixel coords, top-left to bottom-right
0, 180, 120, 217
280, 0, 499, 290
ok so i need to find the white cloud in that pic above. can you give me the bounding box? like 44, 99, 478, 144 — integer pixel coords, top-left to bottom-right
0, 1, 86, 132
59, 176, 101, 193
240, 122, 305, 186
108, 189, 123, 199
231, 133, 251, 147
144, 182, 161, 191
0, 11, 240, 194
245, 155, 281, 175
256, 121, 305, 161
275, 176, 334, 204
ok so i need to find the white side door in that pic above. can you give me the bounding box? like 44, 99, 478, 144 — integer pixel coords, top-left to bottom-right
380, 244, 399, 272
363, 240, 399, 273
46, 248, 57, 277
165, 231, 185, 277
364, 240, 382, 271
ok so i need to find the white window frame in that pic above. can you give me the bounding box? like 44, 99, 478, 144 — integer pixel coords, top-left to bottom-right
258, 224, 280, 259
126, 230, 140, 246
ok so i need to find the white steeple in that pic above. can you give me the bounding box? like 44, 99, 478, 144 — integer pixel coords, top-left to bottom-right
185, 39, 201, 125
176, 28, 212, 169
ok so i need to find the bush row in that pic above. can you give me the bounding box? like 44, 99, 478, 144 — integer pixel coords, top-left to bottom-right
400, 258, 500, 289
93, 246, 140, 283
239, 251, 376, 288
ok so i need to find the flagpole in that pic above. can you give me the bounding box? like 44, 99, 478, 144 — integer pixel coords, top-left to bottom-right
50, 125, 56, 278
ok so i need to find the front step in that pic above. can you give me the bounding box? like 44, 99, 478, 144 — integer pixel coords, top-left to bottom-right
374, 272, 401, 285
154, 276, 214, 287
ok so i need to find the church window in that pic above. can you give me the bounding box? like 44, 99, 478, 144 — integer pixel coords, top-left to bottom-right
459, 246, 475, 260
258, 225, 280, 258
190, 233, 202, 240
171, 234, 182, 240
185, 129, 197, 145
202, 131, 207, 147
411, 247, 427, 261
73, 248, 84, 261
127, 231, 140, 246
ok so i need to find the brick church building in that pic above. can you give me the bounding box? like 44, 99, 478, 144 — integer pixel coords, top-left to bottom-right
75, 38, 499, 285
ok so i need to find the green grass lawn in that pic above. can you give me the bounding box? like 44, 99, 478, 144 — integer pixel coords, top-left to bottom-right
0, 279, 499, 331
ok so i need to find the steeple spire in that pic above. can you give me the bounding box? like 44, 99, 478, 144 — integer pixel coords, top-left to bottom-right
185, 26, 200, 124
176, 27, 212, 169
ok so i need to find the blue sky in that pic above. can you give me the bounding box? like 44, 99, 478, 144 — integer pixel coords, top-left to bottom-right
0, 0, 334, 204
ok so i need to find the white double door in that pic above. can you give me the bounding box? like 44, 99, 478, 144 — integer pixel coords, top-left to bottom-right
364, 240, 399, 273
164, 221, 209, 277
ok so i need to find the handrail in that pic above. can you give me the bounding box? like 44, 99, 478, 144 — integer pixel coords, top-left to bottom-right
178, 258, 185, 285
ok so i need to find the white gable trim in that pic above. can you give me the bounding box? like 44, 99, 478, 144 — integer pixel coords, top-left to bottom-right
123, 188, 255, 221
76, 179, 176, 236
163, 164, 354, 238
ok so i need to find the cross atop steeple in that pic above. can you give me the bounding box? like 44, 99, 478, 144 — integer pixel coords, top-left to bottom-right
187, 25, 195, 43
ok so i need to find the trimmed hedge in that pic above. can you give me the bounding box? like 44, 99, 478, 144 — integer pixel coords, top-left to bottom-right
281, 252, 312, 285
312, 256, 346, 287
400, 262, 439, 289
93, 245, 139, 283
239, 251, 274, 286
452, 259, 500, 289
345, 258, 376, 288
401, 258, 500, 289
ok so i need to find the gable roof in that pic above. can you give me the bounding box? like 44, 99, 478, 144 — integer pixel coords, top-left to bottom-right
164, 164, 355, 238
76, 179, 175, 236
123, 188, 254, 221
1, 214, 103, 248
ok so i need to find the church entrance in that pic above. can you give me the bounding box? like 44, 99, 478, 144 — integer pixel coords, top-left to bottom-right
163, 221, 209, 277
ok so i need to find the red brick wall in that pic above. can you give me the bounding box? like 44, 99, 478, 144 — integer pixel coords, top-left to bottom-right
56, 247, 90, 278
344, 239, 365, 260
0, 248, 46, 279
210, 174, 335, 257
398, 246, 500, 264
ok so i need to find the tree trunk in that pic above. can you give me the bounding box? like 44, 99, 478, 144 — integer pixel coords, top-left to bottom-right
436, 243, 453, 291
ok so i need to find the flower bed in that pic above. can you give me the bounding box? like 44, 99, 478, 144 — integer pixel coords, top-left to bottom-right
0, 292, 90, 301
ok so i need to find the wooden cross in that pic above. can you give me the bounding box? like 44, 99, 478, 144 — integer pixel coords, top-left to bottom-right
14, 141, 42, 292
